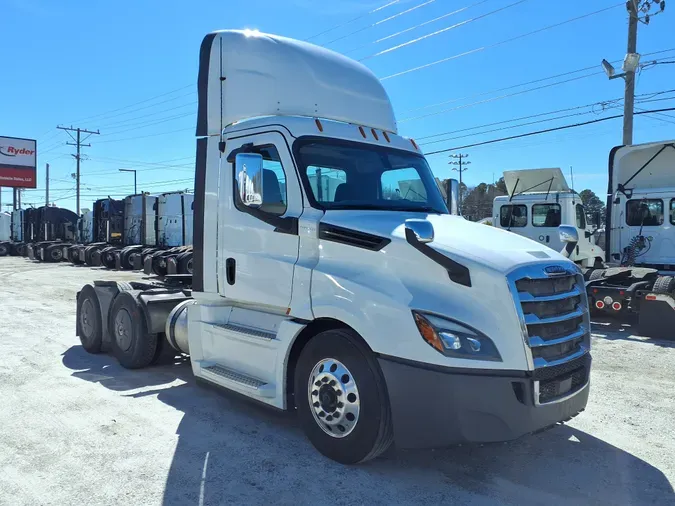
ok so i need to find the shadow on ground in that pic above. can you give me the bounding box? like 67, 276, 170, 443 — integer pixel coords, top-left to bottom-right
591, 319, 675, 348
62, 345, 674, 505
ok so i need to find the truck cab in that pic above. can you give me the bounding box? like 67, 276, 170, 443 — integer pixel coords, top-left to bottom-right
77, 29, 592, 464
606, 141, 675, 271
493, 168, 605, 268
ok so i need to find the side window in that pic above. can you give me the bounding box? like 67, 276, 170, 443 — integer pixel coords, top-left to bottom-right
671, 199, 675, 225
234, 145, 287, 217
575, 204, 586, 229
532, 203, 561, 227
626, 199, 664, 226
381, 167, 428, 202
500, 204, 527, 227
306, 165, 347, 203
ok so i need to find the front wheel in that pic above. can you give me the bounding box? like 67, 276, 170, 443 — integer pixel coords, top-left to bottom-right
294, 328, 393, 464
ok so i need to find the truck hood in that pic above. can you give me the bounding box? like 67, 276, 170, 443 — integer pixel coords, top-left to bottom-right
321, 211, 569, 273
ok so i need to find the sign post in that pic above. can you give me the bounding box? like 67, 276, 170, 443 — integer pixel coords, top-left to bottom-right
0, 136, 37, 190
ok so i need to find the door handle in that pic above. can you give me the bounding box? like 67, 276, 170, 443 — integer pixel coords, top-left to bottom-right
226, 258, 236, 285
546, 235, 550, 243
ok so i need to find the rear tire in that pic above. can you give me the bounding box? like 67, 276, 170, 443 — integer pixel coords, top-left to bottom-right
294, 328, 393, 464
76, 285, 103, 354
653, 275, 675, 295
47, 245, 64, 262
108, 290, 158, 369
0, 243, 8, 256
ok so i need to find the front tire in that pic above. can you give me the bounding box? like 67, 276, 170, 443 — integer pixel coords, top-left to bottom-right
294, 328, 393, 464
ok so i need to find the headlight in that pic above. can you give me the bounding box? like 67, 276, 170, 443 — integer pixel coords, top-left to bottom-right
412, 311, 502, 361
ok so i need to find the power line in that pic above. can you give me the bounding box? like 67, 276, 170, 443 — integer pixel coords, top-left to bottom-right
322, 0, 438, 47
400, 47, 675, 116
360, 0, 528, 61
303, 0, 401, 41
95, 127, 193, 144
97, 101, 196, 130
416, 89, 675, 144
99, 111, 195, 136
346, 0, 490, 54
67, 84, 193, 124
381, 2, 624, 80
401, 70, 601, 123
424, 107, 675, 155
90, 91, 195, 125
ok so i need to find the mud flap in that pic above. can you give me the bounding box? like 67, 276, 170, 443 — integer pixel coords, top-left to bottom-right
638, 294, 675, 340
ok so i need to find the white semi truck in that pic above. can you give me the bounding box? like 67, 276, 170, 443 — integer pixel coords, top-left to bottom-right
493, 168, 605, 268
493, 143, 675, 338
76, 29, 592, 464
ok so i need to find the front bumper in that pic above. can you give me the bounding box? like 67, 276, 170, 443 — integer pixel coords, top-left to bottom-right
378, 355, 590, 449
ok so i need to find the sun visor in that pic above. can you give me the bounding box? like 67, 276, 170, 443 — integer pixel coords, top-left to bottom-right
503, 168, 570, 195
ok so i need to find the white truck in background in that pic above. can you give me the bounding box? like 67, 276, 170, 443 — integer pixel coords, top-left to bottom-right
493, 168, 605, 268
76, 29, 592, 464
493, 143, 675, 339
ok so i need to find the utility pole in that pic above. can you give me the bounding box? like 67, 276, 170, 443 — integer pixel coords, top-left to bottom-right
57, 125, 100, 214
45, 163, 50, 206
448, 153, 470, 209
623, 1, 639, 145
602, 1, 666, 145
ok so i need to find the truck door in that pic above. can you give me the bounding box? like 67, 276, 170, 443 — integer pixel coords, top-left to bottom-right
219, 132, 302, 310
623, 197, 672, 265
531, 202, 563, 251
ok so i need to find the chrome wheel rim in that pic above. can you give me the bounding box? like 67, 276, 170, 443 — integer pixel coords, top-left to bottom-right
308, 358, 360, 438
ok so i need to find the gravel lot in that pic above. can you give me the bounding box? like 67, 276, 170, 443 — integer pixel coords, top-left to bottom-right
0, 256, 673, 506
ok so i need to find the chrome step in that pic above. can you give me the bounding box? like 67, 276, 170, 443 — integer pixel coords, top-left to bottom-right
207, 322, 276, 341
201, 363, 275, 397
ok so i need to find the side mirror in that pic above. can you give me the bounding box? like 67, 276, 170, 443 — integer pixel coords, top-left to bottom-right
405, 219, 434, 244
558, 225, 579, 258
235, 153, 264, 208
593, 210, 602, 228
447, 178, 460, 215
559, 225, 579, 244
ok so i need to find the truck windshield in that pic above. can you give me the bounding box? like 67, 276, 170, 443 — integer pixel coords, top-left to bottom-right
294, 138, 448, 214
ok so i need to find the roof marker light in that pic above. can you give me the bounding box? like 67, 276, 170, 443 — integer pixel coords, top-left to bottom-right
315, 118, 323, 132
358, 126, 366, 138
410, 138, 419, 150
382, 131, 390, 143
371, 129, 379, 141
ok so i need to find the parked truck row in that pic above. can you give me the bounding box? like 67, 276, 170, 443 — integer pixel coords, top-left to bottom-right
75, 30, 594, 464
492, 141, 675, 340
0, 190, 195, 277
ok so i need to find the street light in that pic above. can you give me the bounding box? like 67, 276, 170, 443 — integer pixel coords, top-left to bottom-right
119, 168, 137, 194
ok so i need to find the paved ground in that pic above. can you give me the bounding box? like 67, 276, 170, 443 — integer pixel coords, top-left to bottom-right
0, 256, 673, 506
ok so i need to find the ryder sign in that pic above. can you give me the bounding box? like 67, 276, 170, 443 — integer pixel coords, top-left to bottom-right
0, 136, 37, 188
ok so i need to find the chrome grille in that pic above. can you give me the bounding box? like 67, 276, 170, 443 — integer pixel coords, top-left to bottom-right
508, 263, 591, 405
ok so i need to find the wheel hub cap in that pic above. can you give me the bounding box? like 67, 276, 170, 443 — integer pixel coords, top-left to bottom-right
80, 299, 94, 337
308, 358, 360, 438
114, 308, 133, 351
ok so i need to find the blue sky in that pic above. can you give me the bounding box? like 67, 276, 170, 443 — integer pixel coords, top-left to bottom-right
1, 0, 674, 211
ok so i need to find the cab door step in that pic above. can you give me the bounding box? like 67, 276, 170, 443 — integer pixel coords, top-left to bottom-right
201, 363, 275, 397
